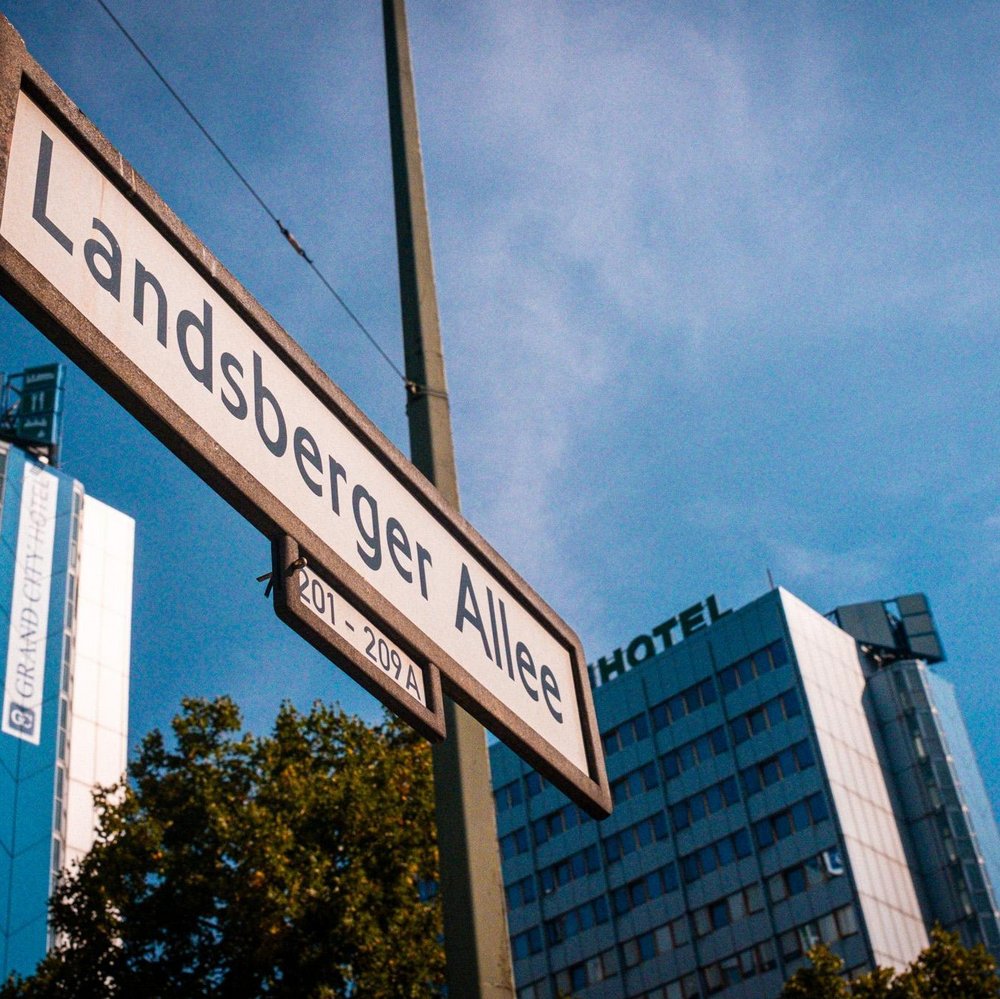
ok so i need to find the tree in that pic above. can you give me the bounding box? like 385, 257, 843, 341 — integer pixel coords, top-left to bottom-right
2, 697, 443, 998
781, 928, 1000, 999
891, 926, 1000, 999
780, 944, 852, 999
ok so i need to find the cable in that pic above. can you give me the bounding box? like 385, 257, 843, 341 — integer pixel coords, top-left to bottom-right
92, 0, 413, 388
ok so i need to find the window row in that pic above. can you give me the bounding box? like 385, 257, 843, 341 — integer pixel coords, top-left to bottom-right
553, 948, 616, 996
680, 828, 753, 885
767, 847, 845, 903
538, 843, 601, 895
692, 882, 765, 938
611, 760, 659, 805
754, 791, 829, 849
532, 801, 589, 847
511, 861, 852, 984
501, 802, 595, 861
779, 905, 859, 961
671, 775, 739, 831
494, 771, 547, 814
741, 738, 815, 795
718, 639, 789, 695
621, 915, 690, 969
603, 811, 669, 863
603, 712, 650, 756
544, 894, 609, 946
636, 976, 700, 999
702, 938, 777, 995
731, 687, 802, 744
611, 862, 679, 917
505, 847, 680, 932
662, 725, 728, 780
636, 974, 701, 999
651, 677, 718, 730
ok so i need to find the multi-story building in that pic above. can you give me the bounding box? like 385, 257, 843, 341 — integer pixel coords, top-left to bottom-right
0, 440, 133, 979
490, 586, 1000, 999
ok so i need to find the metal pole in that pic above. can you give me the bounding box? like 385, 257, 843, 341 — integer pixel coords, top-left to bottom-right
382, 2, 515, 997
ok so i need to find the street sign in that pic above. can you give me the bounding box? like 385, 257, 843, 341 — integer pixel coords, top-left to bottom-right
0, 16, 610, 815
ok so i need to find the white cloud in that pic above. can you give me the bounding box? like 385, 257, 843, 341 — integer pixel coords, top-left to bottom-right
768, 540, 889, 595
399, 1, 1000, 633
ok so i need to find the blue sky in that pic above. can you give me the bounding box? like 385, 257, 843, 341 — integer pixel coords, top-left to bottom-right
1, 2, 998, 817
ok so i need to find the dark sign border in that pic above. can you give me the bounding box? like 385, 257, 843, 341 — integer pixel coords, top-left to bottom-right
0, 16, 610, 817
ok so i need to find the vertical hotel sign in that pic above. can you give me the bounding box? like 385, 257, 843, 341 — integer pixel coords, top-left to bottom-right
2, 462, 58, 744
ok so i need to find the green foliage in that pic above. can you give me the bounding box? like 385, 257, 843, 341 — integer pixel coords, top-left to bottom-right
780, 944, 852, 999
891, 926, 1000, 999
781, 928, 1000, 999
2, 698, 443, 998
849, 966, 895, 999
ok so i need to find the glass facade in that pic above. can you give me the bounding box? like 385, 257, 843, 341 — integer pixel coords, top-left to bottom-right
491, 586, 1000, 998
867, 660, 1000, 956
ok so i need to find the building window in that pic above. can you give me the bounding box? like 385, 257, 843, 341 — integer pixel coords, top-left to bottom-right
670, 775, 739, 831
835, 904, 858, 937
538, 843, 601, 895
511, 925, 543, 960
506, 874, 537, 911
494, 779, 524, 814
517, 982, 545, 999
779, 905, 859, 960
662, 725, 728, 780
603, 812, 669, 863
603, 712, 650, 757
524, 771, 546, 798
701, 939, 777, 994
532, 802, 589, 847
730, 688, 802, 744
754, 792, 830, 849
553, 948, 616, 995
718, 640, 789, 694
741, 738, 815, 795
611, 862, 680, 916
500, 826, 530, 860
692, 882, 765, 937
621, 916, 689, 969
544, 894, 610, 946
767, 849, 844, 903
651, 678, 718, 730
612, 761, 659, 804
679, 828, 752, 885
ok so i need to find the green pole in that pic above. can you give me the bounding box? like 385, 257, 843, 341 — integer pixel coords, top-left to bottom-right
382, 2, 516, 996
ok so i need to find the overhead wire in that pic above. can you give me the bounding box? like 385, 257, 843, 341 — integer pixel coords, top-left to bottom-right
92, 0, 416, 391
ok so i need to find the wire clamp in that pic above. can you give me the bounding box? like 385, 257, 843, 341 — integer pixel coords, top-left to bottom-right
277, 219, 314, 264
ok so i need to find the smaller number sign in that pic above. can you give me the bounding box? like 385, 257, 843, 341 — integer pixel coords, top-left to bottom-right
271, 536, 445, 740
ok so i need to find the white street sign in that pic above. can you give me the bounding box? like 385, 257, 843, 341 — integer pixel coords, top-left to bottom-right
0, 22, 609, 814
